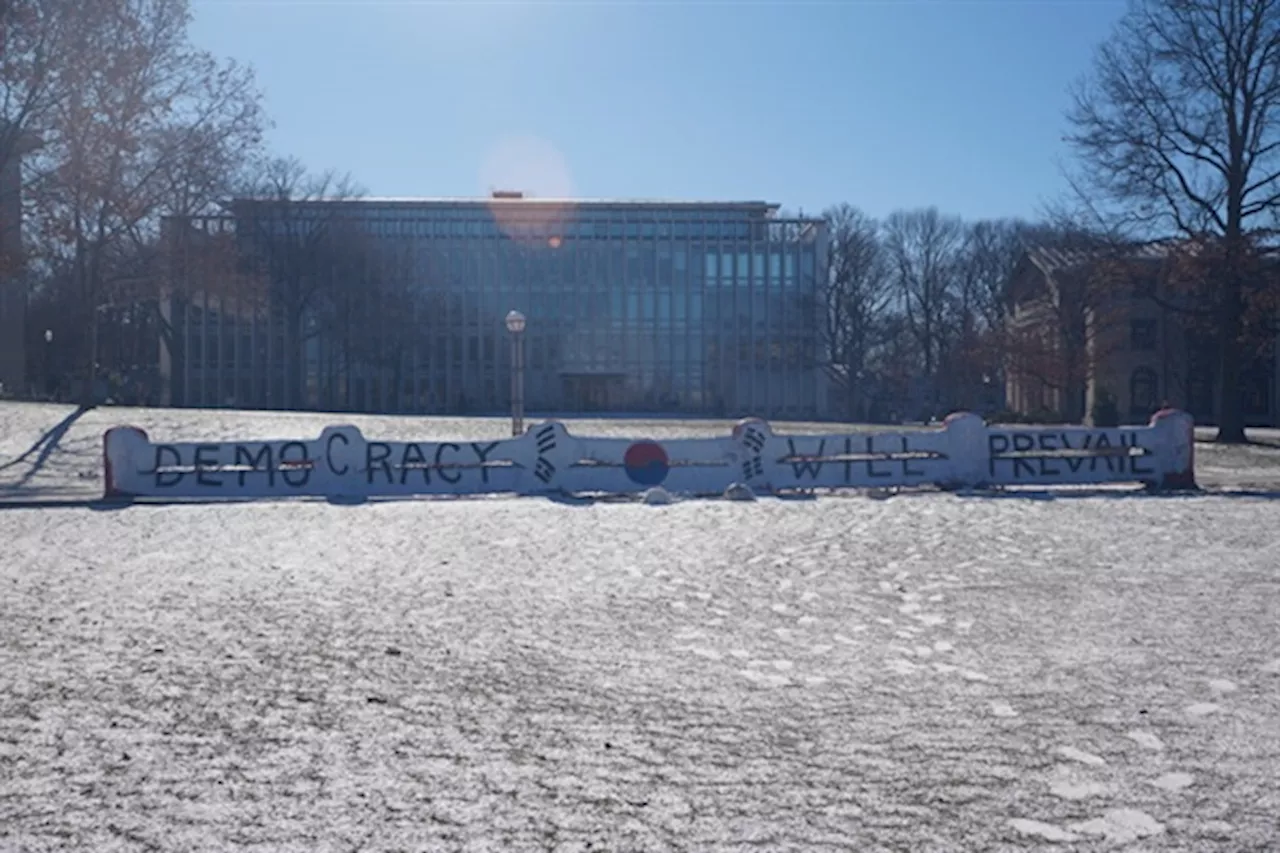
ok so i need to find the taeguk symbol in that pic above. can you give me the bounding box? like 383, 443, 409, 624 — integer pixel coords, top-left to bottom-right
623, 441, 670, 486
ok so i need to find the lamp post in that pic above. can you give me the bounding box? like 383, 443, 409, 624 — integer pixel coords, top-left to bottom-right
44, 330, 53, 398
505, 310, 526, 436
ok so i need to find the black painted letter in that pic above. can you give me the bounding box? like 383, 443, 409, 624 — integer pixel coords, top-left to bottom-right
367, 442, 393, 484
471, 441, 500, 484
865, 436, 890, 479
435, 443, 462, 484
1036, 434, 1061, 477
399, 443, 429, 485
195, 444, 223, 487
280, 441, 311, 488
235, 444, 274, 488
987, 434, 1009, 478
326, 432, 349, 476
901, 436, 924, 477
1010, 434, 1036, 478
787, 438, 825, 480
154, 445, 183, 488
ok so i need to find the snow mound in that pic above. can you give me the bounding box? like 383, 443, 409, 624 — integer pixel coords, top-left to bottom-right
641, 487, 675, 505
1008, 818, 1079, 843
1068, 808, 1165, 843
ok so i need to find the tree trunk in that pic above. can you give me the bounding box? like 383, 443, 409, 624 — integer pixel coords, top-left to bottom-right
285, 310, 304, 410
77, 242, 98, 407
1215, 277, 1247, 442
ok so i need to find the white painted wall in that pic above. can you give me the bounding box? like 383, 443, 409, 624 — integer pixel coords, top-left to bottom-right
103, 409, 1197, 501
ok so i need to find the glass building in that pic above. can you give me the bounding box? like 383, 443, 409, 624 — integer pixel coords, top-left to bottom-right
159, 194, 829, 418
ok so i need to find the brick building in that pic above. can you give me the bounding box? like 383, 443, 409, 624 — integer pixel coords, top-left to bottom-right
1005, 243, 1278, 426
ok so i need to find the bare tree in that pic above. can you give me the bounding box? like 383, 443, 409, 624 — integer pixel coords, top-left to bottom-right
959, 219, 1036, 331
24, 0, 264, 401
232, 156, 366, 408
0, 0, 73, 162
953, 219, 1071, 409
324, 237, 432, 412
821, 203, 891, 419
1066, 0, 1280, 442
884, 207, 965, 415
1, 0, 79, 288
953, 222, 1011, 403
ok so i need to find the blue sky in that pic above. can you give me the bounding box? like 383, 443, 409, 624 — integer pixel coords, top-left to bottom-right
190, 0, 1127, 222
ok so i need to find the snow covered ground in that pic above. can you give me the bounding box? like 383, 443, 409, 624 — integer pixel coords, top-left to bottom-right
2, 402, 1279, 851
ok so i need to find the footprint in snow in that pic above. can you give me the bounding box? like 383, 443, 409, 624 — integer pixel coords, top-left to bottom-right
1126, 730, 1165, 751
740, 670, 791, 688
1008, 819, 1078, 843
1185, 702, 1221, 717
1067, 809, 1165, 844
990, 700, 1017, 718
1207, 678, 1237, 694
1055, 746, 1106, 767
886, 658, 920, 675
1049, 779, 1113, 801
1150, 772, 1194, 792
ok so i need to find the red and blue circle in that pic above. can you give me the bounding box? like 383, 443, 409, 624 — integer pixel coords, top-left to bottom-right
623, 441, 670, 486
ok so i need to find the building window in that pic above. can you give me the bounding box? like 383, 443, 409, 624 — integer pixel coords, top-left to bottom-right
1130, 318, 1157, 350
1130, 367, 1159, 414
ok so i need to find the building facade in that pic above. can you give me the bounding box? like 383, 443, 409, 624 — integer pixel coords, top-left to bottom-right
1006, 244, 1279, 426
160, 195, 830, 419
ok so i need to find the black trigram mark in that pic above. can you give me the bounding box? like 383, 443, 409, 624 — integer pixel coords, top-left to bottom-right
534, 458, 556, 483
536, 425, 557, 454
741, 428, 766, 454
742, 456, 764, 480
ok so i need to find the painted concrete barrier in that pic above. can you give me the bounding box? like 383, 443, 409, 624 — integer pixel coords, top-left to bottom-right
101, 408, 1196, 501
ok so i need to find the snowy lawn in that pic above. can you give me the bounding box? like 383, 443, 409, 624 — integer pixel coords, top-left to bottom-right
1, 403, 1279, 851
